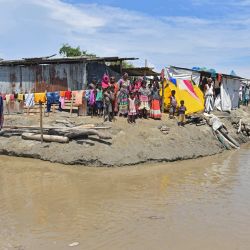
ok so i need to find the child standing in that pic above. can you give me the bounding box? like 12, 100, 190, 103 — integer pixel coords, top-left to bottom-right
103, 87, 114, 122
128, 93, 137, 124
95, 85, 103, 117
169, 90, 177, 119
138, 80, 151, 119
178, 100, 186, 126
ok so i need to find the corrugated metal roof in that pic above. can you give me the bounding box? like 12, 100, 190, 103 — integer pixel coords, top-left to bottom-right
0, 56, 138, 66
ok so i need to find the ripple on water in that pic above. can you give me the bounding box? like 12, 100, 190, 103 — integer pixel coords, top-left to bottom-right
0, 145, 250, 250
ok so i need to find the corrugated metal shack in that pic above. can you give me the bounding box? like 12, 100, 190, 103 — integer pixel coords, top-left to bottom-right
0, 56, 137, 93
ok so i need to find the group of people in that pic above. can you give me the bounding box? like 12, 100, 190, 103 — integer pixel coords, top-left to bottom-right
240, 84, 250, 107
203, 76, 250, 114
85, 73, 162, 123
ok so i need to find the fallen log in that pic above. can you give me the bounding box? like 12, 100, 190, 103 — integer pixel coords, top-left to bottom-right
64, 129, 112, 140
48, 128, 112, 140
0, 129, 38, 136
22, 133, 69, 143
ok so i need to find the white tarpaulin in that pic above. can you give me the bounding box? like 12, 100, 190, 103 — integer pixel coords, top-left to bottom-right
165, 67, 201, 85
191, 72, 201, 86
220, 77, 241, 111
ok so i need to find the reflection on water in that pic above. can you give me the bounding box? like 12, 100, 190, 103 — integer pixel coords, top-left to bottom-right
0, 144, 250, 250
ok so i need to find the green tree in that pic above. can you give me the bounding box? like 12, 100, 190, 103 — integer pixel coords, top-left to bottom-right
59, 44, 96, 58
122, 61, 135, 68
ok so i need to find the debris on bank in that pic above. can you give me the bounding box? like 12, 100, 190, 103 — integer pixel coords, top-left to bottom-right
0, 121, 112, 144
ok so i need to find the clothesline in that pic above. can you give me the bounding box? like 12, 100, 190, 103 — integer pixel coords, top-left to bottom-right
0, 90, 87, 108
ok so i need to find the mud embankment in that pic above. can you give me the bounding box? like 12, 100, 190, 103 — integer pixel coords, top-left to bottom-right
0, 108, 249, 167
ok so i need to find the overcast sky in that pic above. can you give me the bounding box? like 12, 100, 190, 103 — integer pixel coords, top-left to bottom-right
0, 0, 250, 77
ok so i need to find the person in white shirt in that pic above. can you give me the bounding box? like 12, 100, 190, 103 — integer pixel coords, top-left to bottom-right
204, 78, 214, 114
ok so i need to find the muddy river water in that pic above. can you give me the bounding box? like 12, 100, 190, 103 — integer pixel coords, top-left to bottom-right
0, 144, 250, 250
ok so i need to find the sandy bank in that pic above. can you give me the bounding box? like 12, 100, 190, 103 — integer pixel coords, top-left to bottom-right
0, 108, 249, 167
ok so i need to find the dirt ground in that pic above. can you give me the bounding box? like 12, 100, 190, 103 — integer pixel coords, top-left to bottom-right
0, 107, 249, 167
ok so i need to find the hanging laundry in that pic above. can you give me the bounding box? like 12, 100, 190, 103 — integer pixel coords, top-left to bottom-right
65, 91, 72, 100
5, 94, 11, 104
59, 96, 65, 109
25, 93, 35, 107
0, 96, 4, 130
46, 92, 60, 112
46, 92, 60, 105
60, 91, 66, 97
73, 90, 84, 106
17, 93, 24, 102
34, 93, 46, 103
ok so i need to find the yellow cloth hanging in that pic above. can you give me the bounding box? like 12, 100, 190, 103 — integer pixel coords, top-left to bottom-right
5, 94, 11, 104
34, 93, 46, 103
17, 93, 24, 101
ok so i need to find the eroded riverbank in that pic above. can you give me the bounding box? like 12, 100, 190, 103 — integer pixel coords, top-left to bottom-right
0, 144, 250, 250
0, 107, 249, 166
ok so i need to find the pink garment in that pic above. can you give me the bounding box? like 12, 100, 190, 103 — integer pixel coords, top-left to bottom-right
102, 74, 110, 89
140, 95, 149, 102
10, 94, 15, 101
73, 90, 84, 106
59, 97, 65, 109
89, 89, 96, 106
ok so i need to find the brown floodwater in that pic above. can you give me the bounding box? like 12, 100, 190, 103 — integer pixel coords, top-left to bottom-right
0, 144, 250, 250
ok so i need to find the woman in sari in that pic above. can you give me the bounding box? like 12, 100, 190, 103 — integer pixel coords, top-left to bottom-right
117, 84, 129, 116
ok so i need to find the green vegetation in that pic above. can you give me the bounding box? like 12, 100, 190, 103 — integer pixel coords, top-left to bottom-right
122, 61, 134, 68
59, 44, 134, 68
59, 44, 96, 58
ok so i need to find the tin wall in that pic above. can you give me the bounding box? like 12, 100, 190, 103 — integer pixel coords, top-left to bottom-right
0, 63, 86, 93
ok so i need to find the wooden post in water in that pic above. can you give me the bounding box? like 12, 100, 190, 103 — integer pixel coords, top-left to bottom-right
39, 101, 43, 143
